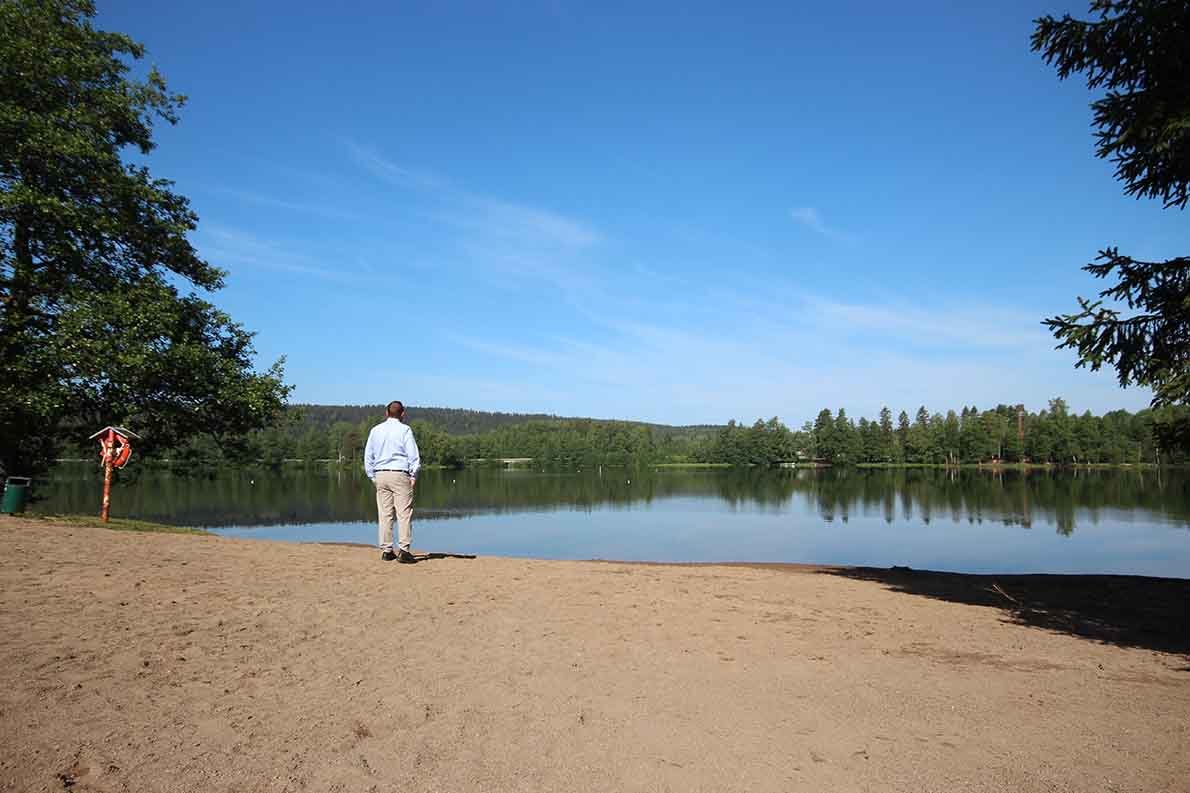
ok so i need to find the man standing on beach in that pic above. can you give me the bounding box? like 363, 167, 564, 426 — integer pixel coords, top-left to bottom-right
364, 401, 421, 563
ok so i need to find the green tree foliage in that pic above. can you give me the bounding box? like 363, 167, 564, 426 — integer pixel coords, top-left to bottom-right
833, 409, 862, 464
1033, 2, 1190, 416
796, 400, 1182, 466
812, 409, 835, 461
877, 406, 896, 462
0, 0, 290, 475
1033, 1, 1189, 209
859, 417, 881, 463
1044, 254, 1190, 411
298, 428, 329, 464
906, 407, 932, 463
896, 410, 911, 461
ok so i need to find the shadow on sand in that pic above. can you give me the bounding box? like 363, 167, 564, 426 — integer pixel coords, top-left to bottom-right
314, 542, 477, 562
413, 551, 477, 562
822, 566, 1190, 661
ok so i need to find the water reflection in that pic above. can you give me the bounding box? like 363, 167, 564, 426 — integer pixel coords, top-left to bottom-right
794, 467, 1189, 535
34, 464, 1190, 534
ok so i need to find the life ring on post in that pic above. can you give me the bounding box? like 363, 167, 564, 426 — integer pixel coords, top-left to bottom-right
113, 440, 132, 469
97, 432, 133, 469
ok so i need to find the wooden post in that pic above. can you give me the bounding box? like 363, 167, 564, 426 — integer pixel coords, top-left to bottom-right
100, 453, 113, 522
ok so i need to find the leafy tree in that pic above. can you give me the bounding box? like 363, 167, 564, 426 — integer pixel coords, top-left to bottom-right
833, 409, 861, 464
961, 408, 989, 463
1152, 406, 1190, 462
1047, 397, 1077, 463
981, 409, 1011, 461
0, 0, 290, 475
1033, 1, 1190, 415
1075, 410, 1103, 462
896, 410, 911, 461
298, 428, 328, 463
927, 412, 947, 464
812, 409, 835, 462
257, 428, 293, 469
438, 436, 466, 469
1026, 409, 1056, 463
877, 406, 895, 462
941, 410, 961, 465
1044, 253, 1190, 409
338, 426, 364, 463
1001, 404, 1027, 462
859, 417, 883, 463
905, 407, 931, 463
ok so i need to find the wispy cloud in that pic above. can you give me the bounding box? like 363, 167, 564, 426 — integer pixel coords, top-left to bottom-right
471, 198, 600, 248
453, 244, 602, 295
790, 206, 854, 242
448, 335, 577, 371
795, 294, 1049, 350
343, 140, 452, 193
343, 140, 601, 290
198, 226, 365, 283
210, 188, 356, 221
344, 140, 599, 247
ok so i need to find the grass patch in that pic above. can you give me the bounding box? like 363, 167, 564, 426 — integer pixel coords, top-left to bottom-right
21, 513, 209, 535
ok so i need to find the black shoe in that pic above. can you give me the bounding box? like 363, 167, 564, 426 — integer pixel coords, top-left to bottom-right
396, 549, 416, 564
381, 550, 396, 562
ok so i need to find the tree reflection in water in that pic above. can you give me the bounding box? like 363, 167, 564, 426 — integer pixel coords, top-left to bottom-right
33, 464, 1190, 536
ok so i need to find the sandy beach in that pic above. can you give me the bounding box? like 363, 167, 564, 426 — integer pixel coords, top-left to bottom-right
1, 517, 1187, 793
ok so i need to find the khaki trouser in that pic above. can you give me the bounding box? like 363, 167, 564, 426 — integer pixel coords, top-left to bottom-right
375, 470, 413, 553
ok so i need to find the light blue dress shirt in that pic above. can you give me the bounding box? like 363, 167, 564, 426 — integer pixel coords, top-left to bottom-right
363, 418, 421, 480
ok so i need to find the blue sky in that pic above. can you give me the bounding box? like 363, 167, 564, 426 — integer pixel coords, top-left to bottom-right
99, 0, 1187, 426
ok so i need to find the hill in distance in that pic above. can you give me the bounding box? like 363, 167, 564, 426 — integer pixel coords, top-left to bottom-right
290, 404, 723, 438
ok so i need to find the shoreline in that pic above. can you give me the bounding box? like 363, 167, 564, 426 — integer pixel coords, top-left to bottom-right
24, 513, 1190, 582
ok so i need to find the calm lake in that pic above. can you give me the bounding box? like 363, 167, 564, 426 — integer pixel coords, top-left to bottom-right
33, 465, 1190, 578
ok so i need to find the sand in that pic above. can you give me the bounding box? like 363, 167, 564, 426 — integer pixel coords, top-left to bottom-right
0, 517, 1187, 793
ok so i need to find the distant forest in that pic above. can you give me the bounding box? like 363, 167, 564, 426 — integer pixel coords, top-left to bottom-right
289, 404, 719, 438
121, 399, 1190, 470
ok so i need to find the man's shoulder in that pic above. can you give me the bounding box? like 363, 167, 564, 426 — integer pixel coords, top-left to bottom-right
371, 419, 412, 435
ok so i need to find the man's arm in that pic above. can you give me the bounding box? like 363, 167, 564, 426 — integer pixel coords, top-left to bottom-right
363, 428, 376, 480
406, 428, 421, 485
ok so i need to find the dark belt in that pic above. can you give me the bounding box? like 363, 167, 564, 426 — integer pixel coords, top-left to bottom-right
377, 469, 410, 474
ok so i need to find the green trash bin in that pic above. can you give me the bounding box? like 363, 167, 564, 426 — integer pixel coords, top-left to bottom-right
1, 477, 31, 514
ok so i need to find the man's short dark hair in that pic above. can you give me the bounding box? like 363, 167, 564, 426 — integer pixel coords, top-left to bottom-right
386, 401, 404, 418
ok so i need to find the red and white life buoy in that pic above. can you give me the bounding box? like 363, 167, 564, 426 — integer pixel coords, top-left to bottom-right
113, 441, 132, 468
98, 433, 133, 469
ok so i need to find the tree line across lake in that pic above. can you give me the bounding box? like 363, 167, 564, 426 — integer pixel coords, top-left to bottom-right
72, 399, 1189, 472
